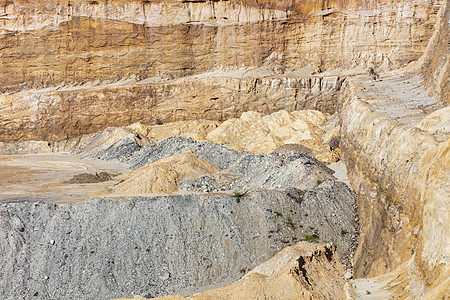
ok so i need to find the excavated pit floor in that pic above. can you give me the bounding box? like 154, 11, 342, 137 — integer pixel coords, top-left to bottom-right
0, 153, 129, 203
1, 70, 446, 299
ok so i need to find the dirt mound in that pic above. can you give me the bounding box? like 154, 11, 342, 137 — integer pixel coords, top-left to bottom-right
124, 110, 340, 163
0, 186, 356, 299
115, 150, 223, 195
69, 127, 154, 158
118, 136, 337, 193
205, 110, 339, 162
65, 172, 117, 184
127, 243, 345, 300
272, 143, 314, 155
128, 120, 220, 141
0, 137, 357, 299
105, 137, 357, 261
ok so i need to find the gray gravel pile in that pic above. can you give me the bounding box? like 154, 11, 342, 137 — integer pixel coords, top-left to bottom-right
0, 135, 358, 299
124, 136, 247, 170
0, 189, 356, 300
94, 136, 338, 192
94, 137, 142, 161
86, 134, 359, 259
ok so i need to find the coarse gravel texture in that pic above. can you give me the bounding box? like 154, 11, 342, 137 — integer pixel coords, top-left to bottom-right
0, 187, 356, 300
89, 135, 359, 263
0, 135, 358, 299
94, 136, 338, 192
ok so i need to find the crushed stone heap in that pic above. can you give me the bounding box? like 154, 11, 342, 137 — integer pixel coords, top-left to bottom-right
0, 133, 357, 299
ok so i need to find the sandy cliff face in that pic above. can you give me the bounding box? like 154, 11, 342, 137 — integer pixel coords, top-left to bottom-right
338, 3, 449, 298
0, 0, 441, 141
340, 71, 448, 300
341, 77, 447, 270
417, 0, 449, 105
0, 75, 343, 141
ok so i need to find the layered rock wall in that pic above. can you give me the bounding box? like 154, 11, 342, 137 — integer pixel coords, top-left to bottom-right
0, 76, 343, 141
0, 0, 439, 92
0, 0, 442, 141
417, 0, 449, 105
339, 5, 449, 295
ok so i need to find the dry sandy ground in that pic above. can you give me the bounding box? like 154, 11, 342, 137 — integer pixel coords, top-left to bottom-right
0, 153, 129, 203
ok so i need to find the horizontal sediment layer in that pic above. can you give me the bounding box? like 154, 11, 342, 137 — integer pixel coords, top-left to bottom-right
0, 75, 343, 141
0, 1, 439, 92
0, 0, 440, 143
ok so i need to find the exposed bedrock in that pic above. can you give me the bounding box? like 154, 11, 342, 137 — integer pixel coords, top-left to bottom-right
0, 0, 439, 92
417, 0, 450, 105
338, 2, 449, 296
0, 0, 442, 141
0, 76, 343, 142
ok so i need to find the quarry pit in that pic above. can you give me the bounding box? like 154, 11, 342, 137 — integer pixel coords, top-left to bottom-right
0, 0, 448, 299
